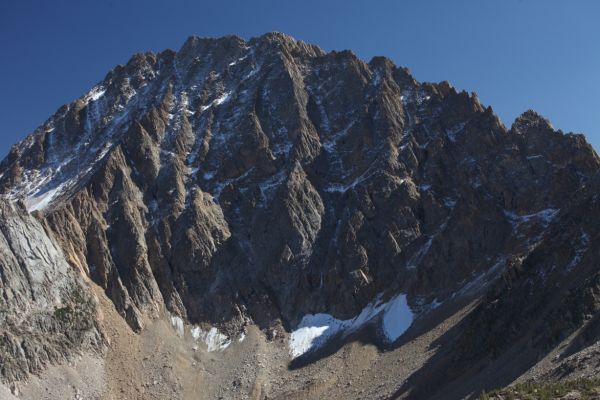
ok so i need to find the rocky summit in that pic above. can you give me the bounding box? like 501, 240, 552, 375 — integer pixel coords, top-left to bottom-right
1, 32, 600, 399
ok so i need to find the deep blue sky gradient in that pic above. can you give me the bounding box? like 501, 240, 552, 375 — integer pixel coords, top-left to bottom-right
1, 0, 599, 157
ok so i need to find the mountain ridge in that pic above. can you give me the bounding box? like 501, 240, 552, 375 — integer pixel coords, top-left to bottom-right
1, 32, 600, 399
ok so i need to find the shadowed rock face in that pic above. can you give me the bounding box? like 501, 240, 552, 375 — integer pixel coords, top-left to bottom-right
1, 33, 600, 392
0, 200, 104, 382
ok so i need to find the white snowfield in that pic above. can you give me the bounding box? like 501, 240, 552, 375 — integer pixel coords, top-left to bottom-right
289, 293, 413, 359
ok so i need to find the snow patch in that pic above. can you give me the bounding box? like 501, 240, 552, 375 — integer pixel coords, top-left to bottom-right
170, 315, 185, 338
258, 170, 286, 205
201, 91, 232, 112
324, 173, 373, 194
504, 208, 559, 228
86, 86, 106, 102
203, 171, 216, 180
446, 122, 466, 142
289, 314, 346, 359
414, 297, 443, 315
191, 326, 232, 352
289, 293, 413, 358
566, 230, 590, 271
322, 120, 356, 153
381, 294, 413, 341
453, 258, 507, 299
431, 298, 442, 309
443, 198, 457, 208
272, 142, 293, 157
214, 92, 231, 106
406, 237, 433, 269
228, 54, 248, 67
169, 314, 235, 352
26, 183, 66, 212
527, 154, 544, 160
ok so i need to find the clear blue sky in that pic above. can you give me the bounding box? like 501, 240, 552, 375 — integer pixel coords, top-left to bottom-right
1, 0, 599, 158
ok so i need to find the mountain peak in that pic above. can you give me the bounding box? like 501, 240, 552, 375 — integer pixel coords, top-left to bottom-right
179, 34, 246, 54
511, 109, 554, 134
1, 33, 599, 399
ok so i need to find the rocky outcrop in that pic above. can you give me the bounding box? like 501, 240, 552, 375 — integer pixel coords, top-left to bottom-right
0, 200, 104, 382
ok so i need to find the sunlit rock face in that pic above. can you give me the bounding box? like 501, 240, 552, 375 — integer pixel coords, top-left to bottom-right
0, 200, 104, 382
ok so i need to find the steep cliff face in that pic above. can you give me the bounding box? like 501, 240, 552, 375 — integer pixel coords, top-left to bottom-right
390, 172, 600, 399
0, 200, 104, 382
1, 33, 600, 397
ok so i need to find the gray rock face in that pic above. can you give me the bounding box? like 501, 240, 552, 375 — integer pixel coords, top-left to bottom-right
0, 200, 104, 382
1, 32, 600, 393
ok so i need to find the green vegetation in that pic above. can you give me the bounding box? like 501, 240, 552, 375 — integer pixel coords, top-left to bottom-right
480, 378, 600, 400
53, 306, 72, 322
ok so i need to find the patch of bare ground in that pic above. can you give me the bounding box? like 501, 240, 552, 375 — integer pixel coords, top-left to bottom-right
2, 286, 483, 400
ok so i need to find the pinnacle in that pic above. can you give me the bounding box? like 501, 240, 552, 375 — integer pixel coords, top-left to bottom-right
511, 109, 553, 133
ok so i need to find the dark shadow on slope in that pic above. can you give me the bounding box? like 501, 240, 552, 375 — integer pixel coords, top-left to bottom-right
384, 276, 598, 399
387, 297, 587, 399
559, 313, 600, 362
288, 322, 383, 370
287, 292, 479, 372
